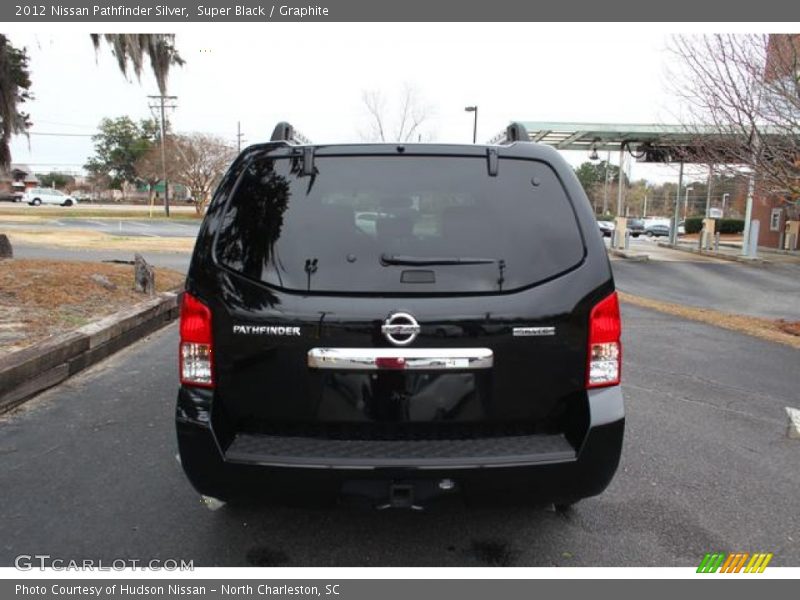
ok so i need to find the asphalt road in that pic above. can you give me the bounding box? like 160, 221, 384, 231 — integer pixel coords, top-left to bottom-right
0, 218, 200, 238
1, 305, 797, 567
612, 258, 800, 320
0, 202, 198, 215
12, 244, 192, 273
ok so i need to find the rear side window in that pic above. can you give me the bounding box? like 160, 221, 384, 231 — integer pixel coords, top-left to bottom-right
215, 154, 584, 294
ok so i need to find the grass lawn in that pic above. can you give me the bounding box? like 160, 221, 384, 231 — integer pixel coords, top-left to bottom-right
4, 229, 195, 253
0, 204, 202, 220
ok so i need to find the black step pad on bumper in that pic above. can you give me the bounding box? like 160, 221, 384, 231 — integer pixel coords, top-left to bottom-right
225, 433, 576, 469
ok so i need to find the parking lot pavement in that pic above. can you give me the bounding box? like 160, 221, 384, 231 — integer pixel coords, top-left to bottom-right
0, 304, 797, 567
612, 252, 800, 320
610, 236, 800, 320
0, 217, 200, 238
0, 202, 198, 215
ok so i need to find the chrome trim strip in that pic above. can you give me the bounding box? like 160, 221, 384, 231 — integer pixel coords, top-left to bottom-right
307, 347, 493, 370
513, 326, 555, 337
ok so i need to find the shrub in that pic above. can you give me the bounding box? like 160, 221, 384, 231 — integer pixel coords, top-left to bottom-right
718, 219, 745, 234
684, 217, 744, 235
684, 217, 703, 234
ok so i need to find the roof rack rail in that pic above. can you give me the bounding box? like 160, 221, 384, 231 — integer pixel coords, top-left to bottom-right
269, 121, 312, 145
487, 122, 531, 145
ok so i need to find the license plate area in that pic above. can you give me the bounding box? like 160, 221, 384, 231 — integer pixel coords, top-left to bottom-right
316, 371, 489, 423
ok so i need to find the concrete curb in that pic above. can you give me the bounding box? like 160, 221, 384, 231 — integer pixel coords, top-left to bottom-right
715, 241, 800, 257
0, 292, 181, 414
656, 242, 770, 264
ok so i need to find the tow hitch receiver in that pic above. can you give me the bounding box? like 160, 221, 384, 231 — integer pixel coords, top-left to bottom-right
378, 483, 423, 511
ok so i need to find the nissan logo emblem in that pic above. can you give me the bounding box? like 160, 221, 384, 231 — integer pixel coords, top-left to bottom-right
381, 312, 420, 346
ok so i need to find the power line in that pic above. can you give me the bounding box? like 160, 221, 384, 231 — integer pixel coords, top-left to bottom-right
28, 132, 96, 137
36, 119, 98, 128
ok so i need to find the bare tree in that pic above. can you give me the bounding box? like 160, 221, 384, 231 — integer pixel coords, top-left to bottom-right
134, 140, 178, 213
670, 34, 800, 217
170, 133, 235, 214
360, 84, 433, 142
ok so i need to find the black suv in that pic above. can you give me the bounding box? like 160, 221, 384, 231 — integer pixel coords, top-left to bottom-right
176, 123, 624, 509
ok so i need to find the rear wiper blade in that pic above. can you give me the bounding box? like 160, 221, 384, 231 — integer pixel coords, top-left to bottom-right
380, 253, 499, 266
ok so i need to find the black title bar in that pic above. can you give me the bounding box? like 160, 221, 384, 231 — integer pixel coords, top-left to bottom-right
3, 0, 799, 22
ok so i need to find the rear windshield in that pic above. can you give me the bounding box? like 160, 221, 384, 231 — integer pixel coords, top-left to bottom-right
215, 154, 584, 294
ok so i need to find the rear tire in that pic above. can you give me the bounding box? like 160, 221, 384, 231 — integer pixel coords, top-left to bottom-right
32, 198, 41, 206
646, 231, 654, 238
63, 199, 73, 207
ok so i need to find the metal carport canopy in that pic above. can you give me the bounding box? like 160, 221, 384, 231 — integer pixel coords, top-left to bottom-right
510, 121, 709, 157
493, 122, 792, 160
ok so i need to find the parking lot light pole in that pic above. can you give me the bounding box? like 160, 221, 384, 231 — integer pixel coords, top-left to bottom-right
670, 161, 684, 246
616, 146, 625, 217
684, 186, 694, 220
602, 150, 611, 215
465, 106, 478, 143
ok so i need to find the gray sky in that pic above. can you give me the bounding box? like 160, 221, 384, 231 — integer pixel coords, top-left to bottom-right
8, 25, 722, 182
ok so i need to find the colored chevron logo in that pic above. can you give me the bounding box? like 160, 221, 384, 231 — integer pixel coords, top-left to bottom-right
697, 552, 773, 573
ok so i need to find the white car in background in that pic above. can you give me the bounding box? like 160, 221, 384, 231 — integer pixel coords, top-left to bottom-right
22, 187, 78, 207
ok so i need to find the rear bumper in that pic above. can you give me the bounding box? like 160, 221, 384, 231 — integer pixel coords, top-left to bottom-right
175, 387, 624, 505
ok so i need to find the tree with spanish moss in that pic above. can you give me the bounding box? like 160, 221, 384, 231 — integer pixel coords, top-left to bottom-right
1, 33, 183, 171
0, 35, 32, 171
91, 34, 184, 97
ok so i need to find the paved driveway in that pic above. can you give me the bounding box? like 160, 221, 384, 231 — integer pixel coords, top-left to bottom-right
612, 258, 800, 320
1, 305, 797, 567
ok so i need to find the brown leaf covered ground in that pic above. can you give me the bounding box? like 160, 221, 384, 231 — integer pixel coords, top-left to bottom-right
0, 259, 184, 357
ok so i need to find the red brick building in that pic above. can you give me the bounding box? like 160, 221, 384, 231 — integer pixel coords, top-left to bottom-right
752, 34, 800, 250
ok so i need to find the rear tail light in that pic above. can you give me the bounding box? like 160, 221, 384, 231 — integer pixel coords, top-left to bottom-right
587, 291, 622, 388
179, 292, 214, 387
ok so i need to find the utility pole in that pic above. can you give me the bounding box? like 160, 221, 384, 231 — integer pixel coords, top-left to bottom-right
602, 150, 611, 215
670, 161, 684, 246
148, 94, 177, 217
236, 121, 245, 152
616, 146, 625, 217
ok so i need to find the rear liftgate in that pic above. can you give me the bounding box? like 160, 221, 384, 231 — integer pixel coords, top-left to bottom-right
224, 346, 576, 508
